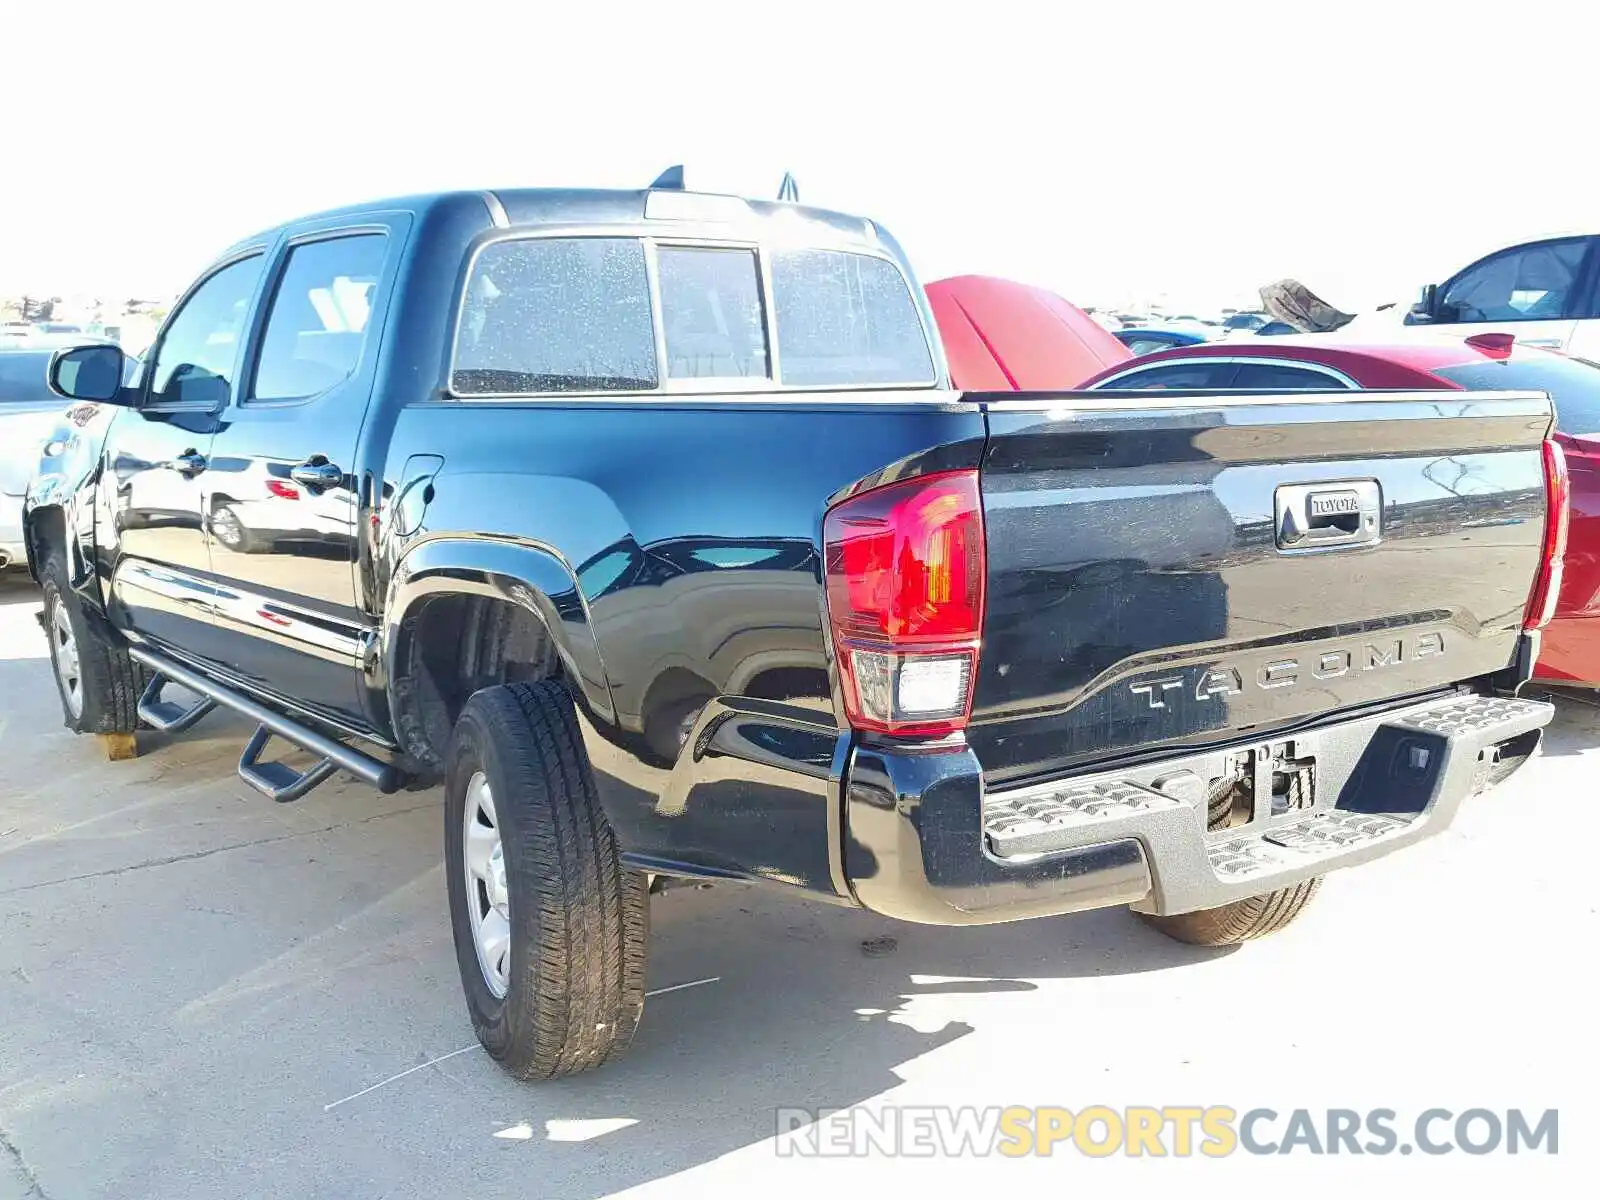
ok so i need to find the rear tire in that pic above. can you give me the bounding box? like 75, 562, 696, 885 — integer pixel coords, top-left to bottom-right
1137, 878, 1322, 946
39, 545, 150, 735
444, 680, 648, 1079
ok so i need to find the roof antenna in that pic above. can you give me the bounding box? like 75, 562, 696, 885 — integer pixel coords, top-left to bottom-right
650, 164, 685, 191
777, 172, 799, 202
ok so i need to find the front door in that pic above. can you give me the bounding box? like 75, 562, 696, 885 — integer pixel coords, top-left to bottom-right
201, 223, 401, 732
1428, 235, 1596, 351
105, 254, 266, 654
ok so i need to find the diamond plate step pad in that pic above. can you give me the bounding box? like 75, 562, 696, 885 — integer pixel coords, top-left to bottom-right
1208, 809, 1415, 880
986, 778, 1188, 857
1393, 695, 1548, 737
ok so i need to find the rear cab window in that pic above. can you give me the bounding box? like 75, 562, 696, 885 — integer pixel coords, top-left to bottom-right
1434, 355, 1600, 435
450, 234, 934, 396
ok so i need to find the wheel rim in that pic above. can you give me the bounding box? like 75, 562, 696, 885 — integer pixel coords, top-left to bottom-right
50, 597, 83, 719
462, 771, 511, 998
212, 507, 243, 548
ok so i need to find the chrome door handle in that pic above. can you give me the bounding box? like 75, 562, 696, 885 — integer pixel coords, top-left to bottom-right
289, 460, 343, 489
169, 450, 207, 475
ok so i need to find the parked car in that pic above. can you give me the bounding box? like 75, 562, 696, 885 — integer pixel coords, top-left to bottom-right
26, 183, 1559, 1082
0, 348, 75, 569
1407, 233, 1600, 358
1114, 327, 1209, 356
1081, 333, 1600, 685
926, 275, 1130, 388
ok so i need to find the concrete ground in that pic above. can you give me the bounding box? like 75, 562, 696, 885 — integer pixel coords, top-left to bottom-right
1, 569, 1595, 1199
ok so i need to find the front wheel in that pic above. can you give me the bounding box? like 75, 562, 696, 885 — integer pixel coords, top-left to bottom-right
444, 681, 648, 1079
1137, 878, 1322, 946
40, 545, 150, 734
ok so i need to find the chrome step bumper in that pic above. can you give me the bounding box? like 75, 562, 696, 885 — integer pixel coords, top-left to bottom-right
982, 693, 1552, 916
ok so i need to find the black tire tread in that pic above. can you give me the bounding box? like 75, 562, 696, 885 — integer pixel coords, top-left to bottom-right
451, 681, 646, 1079
1138, 877, 1323, 946
40, 546, 149, 734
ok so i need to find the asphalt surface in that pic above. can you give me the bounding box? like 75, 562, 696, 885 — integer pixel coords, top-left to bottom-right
1, 569, 1594, 1198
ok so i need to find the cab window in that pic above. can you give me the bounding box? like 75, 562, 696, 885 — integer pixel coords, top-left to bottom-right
147, 257, 264, 406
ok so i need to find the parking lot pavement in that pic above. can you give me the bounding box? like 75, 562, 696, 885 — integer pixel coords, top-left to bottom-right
1, 569, 1596, 1200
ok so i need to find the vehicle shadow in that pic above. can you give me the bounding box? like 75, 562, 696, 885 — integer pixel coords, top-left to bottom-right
373, 878, 1233, 1199
0, 571, 41, 608
1525, 689, 1600, 757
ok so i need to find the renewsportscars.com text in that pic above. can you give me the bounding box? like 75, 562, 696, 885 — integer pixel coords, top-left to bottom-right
774, 1106, 1559, 1158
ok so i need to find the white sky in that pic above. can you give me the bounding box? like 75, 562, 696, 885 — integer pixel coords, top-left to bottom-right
3, 0, 1596, 315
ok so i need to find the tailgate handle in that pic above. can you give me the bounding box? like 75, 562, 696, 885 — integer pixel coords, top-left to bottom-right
1276, 480, 1382, 551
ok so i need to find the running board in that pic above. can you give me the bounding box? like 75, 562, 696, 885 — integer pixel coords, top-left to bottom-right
126, 646, 401, 799
238, 725, 340, 803
138, 673, 218, 732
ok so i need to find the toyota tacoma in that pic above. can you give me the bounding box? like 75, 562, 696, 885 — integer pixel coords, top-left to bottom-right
23, 178, 1564, 1079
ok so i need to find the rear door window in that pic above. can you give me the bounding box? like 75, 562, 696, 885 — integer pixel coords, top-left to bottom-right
770, 250, 935, 387
1434, 355, 1600, 435
1094, 360, 1241, 389
656, 246, 769, 381
453, 238, 657, 394
250, 233, 387, 403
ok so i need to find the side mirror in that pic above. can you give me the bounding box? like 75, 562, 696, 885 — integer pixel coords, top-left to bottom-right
1409, 283, 1439, 322
49, 343, 134, 405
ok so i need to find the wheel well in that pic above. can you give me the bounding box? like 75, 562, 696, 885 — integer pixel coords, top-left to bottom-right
392, 592, 560, 770
26, 505, 66, 576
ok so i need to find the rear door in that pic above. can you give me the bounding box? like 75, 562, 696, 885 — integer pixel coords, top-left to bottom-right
199, 218, 405, 732
105, 253, 267, 652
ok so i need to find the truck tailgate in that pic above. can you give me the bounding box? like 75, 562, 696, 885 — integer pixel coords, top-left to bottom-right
969, 389, 1554, 786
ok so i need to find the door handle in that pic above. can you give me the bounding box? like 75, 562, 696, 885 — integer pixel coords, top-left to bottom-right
169, 450, 207, 476
289, 459, 343, 490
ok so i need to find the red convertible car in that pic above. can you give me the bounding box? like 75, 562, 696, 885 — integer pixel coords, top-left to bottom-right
1079, 334, 1600, 688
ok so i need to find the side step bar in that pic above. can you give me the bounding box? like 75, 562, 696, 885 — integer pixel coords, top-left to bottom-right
138, 673, 218, 732
127, 647, 401, 800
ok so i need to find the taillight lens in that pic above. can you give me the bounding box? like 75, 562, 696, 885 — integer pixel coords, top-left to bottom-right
265, 479, 301, 501
1525, 438, 1570, 631
823, 469, 985, 735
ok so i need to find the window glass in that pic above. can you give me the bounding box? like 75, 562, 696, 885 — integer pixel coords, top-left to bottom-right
252, 234, 386, 402
1230, 362, 1351, 390
0, 351, 54, 402
453, 238, 657, 394
148, 257, 263, 405
770, 250, 935, 387
657, 246, 768, 380
1442, 239, 1588, 322
1124, 337, 1178, 356
1095, 361, 1239, 389
1435, 355, 1600, 435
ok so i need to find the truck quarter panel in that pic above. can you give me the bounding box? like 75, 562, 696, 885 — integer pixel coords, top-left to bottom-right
382, 396, 986, 898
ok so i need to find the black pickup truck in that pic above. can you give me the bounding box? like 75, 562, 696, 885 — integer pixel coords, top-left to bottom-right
24, 180, 1564, 1080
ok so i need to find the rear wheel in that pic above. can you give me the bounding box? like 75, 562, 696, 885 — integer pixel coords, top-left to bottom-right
444, 680, 648, 1079
209, 500, 263, 554
1138, 878, 1323, 946
39, 545, 149, 734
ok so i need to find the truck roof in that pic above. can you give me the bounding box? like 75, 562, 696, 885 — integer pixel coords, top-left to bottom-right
226, 187, 888, 258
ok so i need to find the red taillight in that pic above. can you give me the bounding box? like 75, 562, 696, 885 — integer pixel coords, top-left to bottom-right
1525, 439, 1570, 631
265, 479, 300, 501
823, 469, 985, 736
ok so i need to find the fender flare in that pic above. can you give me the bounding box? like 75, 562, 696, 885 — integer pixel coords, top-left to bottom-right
380, 536, 617, 759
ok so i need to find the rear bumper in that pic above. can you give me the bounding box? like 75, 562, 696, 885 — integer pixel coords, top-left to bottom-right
0, 491, 24, 568
842, 691, 1553, 925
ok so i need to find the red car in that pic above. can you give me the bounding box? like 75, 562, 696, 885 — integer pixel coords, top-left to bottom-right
1079, 334, 1600, 687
